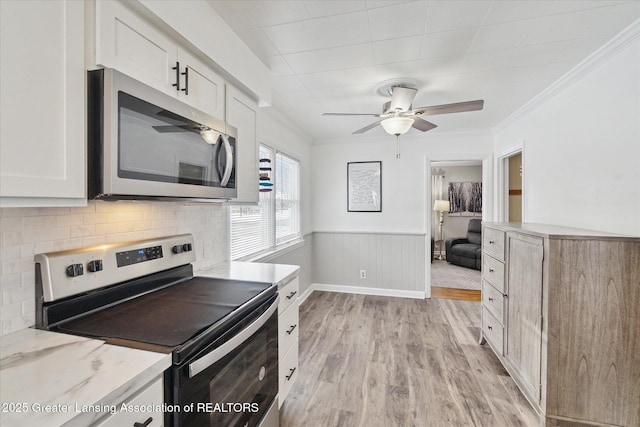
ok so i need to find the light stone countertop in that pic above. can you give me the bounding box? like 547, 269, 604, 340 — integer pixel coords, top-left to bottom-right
199, 261, 300, 289
0, 328, 171, 427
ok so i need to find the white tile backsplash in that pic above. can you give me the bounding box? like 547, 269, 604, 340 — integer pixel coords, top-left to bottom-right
0, 201, 229, 335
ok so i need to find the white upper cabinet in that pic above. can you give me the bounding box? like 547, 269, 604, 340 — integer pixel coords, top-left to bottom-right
95, 0, 224, 120
226, 86, 258, 204
178, 50, 225, 121
0, 0, 86, 207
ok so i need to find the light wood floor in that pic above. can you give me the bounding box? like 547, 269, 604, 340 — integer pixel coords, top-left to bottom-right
431, 286, 481, 301
280, 291, 538, 427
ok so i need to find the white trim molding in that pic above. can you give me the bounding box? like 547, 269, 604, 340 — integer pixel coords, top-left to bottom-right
310, 283, 426, 300
494, 19, 640, 134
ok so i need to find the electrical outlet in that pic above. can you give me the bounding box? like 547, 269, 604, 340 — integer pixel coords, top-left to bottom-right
360, 270, 366, 279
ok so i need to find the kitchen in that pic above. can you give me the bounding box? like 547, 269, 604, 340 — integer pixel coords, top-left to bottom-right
1, 1, 639, 426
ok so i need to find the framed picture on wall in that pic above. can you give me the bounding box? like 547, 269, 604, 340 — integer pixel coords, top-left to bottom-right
448, 182, 482, 216
347, 161, 382, 212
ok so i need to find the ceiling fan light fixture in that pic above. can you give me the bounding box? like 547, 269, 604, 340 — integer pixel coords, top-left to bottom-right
381, 116, 414, 136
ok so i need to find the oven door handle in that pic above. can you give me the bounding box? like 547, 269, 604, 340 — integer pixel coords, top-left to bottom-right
188, 295, 279, 378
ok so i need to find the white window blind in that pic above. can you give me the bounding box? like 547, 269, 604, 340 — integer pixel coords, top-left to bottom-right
230, 145, 300, 260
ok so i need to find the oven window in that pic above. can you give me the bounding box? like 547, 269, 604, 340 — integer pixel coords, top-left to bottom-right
170, 300, 278, 426
117, 92, 235, 188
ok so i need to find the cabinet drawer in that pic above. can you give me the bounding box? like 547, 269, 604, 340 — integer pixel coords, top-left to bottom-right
482, 307, 504, 355
482, 255, 505, 293
96, 377, 163, 426
278, 302, 299, 360
482, 280, 504, 322
279, 343, 298, 407
483, 227, 506, 261
279, 276, 299, 314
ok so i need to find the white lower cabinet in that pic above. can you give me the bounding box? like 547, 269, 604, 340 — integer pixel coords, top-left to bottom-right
0, 0, 86, 206
278, 276, 299, 407
96, 377, 164, 426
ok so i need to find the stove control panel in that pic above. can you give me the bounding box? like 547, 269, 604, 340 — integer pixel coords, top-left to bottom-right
36, 234, 196, 302
116, 245, 163, 267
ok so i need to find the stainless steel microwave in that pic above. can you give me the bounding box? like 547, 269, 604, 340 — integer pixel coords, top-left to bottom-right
88, 68, 237, 201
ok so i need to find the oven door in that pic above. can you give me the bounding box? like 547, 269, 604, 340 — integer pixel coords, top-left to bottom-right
167, 295, 279, 427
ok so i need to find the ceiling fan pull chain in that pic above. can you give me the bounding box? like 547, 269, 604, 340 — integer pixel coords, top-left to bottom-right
396, 134, 401, 159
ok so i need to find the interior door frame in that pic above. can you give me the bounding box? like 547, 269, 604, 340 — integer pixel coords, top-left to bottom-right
424, 153, 493, 298
496, 141, 525, 223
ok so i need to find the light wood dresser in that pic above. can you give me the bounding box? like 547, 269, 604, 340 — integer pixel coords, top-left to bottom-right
480, 222, 639, 427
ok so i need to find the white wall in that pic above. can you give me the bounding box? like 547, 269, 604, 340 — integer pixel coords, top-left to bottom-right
312, 132, 493, 234
494, 31, 640, 236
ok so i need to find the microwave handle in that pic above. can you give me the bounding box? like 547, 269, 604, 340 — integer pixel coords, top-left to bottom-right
219, 134, 233, 187
188, 295, 279, 378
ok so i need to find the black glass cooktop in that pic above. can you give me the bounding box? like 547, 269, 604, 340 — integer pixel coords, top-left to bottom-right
57, 277, 272, 347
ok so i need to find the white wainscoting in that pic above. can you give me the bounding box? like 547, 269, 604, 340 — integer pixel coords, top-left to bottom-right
312, 232, 426, 296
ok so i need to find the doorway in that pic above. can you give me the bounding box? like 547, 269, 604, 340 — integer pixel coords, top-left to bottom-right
497, 145, 524, 222
429, 161, 483, 301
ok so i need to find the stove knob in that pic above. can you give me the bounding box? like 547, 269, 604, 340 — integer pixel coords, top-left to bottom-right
88, 259, 103, 273
182, 243, 192, 252
172, 245, 183, 254
66, 263, 84, 277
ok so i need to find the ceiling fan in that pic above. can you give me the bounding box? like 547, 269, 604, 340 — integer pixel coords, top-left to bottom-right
322, 85, 484, 136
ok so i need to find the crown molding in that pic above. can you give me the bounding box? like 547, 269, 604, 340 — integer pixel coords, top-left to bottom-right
493, 19, 640, 134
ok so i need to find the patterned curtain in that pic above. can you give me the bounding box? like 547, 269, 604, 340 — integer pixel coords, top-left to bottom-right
431, 174, 445, 238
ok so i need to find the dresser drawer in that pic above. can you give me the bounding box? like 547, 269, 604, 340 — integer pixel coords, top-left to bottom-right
279, 342, 298, 407
278, 302, 299, 360
482, 280, 504, 322
482, 307, 504, 355
483, 227, 506, 261
482, 255, 505, 293
278, 276, 299, 314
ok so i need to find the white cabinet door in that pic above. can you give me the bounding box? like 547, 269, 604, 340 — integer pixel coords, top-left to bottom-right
226, 85, 258, 203
178, 50, 225, 120
96, 0, 178, 97
0, 0, 85, 206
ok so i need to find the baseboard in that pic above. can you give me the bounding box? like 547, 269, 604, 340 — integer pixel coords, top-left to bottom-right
298, 284, 315, 306
310, 283, 426, 299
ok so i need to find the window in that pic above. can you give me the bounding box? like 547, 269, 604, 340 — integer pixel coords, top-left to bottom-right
230, 145, 301, 260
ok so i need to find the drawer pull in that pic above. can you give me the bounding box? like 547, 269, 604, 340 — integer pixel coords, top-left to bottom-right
487, 325, 493, 331
286, 367, 296, 381
286, 324, 297, 335
489, 240, 495, 244
134, 417, 153, 427
489, 268, 494, 273
488, 297, 494, 302
286, 291, 297, 300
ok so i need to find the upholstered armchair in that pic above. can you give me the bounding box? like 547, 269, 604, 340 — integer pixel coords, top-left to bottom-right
445, 219, 482, 270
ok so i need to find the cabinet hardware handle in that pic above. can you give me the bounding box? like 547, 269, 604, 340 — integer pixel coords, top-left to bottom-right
487, 325, 493, 331
488, 297, 494, 302
489, 240, 495, 244
286, 291, 297, 300
172, 62, 180, 91
134, 417, 153, 427
286, 324, 297, 335
489, 269, 494, 273
181, 67, 189, 95
286, 367, 296, 381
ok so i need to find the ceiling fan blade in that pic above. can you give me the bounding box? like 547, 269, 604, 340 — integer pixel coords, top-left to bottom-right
387, 86, 418, 112
413, 100, 484, 116
411, 117, 438, 132
352, 120, 383, 134
322, 112, 380, 116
